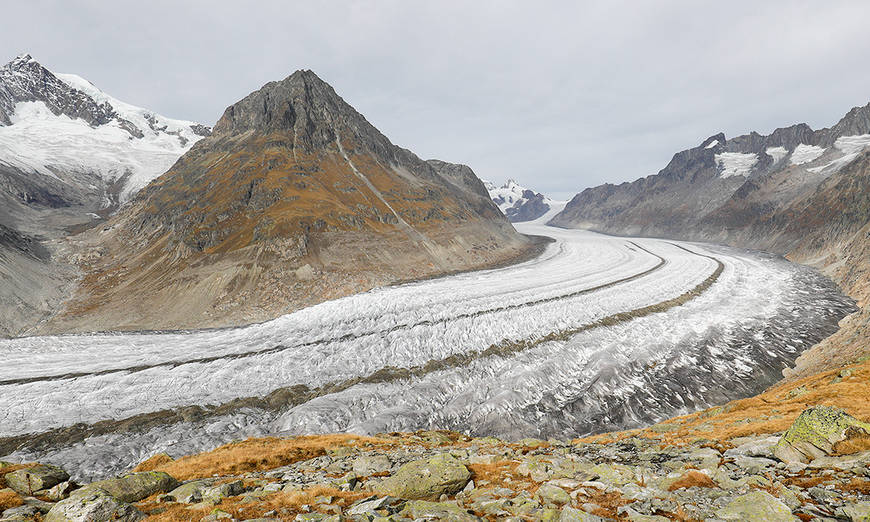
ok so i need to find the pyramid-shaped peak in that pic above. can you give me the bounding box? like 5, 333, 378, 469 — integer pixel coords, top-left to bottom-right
212, 69, 397, 160
213, 69, 353, 135
9, 53, 34, 66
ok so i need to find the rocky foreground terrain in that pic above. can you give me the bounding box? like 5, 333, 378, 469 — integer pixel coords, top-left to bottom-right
2, 404, 869, 521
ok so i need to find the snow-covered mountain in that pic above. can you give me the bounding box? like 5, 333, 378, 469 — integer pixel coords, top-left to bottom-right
0, 53, 210, 209
0, 53, 211, 337
552, 100, 870, 241
483, 178, 564, 222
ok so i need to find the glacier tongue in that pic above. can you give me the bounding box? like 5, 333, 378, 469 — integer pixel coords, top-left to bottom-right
0, 225, 855, 481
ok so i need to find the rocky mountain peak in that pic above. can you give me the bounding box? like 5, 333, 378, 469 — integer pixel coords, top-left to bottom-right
824, 101, 870, 143
0, 53, 117, 127
9, 53, 34, 68
700, 133, 726, 150
212, 69, 395, 159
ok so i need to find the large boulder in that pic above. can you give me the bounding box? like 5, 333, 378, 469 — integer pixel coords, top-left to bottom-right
44, 488, 144, 522
714, 490, 796, 521
373, 454, 471, 500
4, 465, 69, 495
841, 501, 870, 521
398, 500, 480, 521
85, 471, 178, 503
773, 406, 870, 463
166, 479, 215, 503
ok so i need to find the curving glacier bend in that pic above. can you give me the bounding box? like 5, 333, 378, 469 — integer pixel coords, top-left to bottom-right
0, 223, 855, 481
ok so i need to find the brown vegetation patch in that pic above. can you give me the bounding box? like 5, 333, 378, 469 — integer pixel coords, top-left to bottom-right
781, 474, 830, 489
132, 453, 174, 472
147, 434, 394, 480
572, 486, 633, 520
139, 485, 367, 522
0, 489, 24, 511
467, 461, 524, 490
832, 432, 870, 455
580, 357, 870, 446
838, 477, 870, 495
667, 470, 718, 491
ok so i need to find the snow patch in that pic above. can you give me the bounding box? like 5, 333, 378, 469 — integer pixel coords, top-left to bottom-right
705, 140, 719, 149
834, 134, 870, 155
715, 152, 757, 178
789, 144, 825, 165
765, 146, 788, 164
0, 101, 196, 202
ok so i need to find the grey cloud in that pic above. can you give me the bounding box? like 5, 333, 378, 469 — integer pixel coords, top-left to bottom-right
3, 0, 870, 196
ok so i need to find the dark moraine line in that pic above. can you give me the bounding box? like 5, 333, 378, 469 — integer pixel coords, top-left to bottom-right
0, 241, 669, 386
0, 245, 723, 456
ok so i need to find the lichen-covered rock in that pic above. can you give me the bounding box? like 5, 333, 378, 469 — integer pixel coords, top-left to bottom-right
773, 406, 870, 463
201, 480, 244, 503
4, 465, 69, 495
166, 479, 214, 503
84, 471, 177, 503
352, 455, 392, 476
373, 454, 471, 500
44, 488, 144, 522
714, 490, 797, 521
536, 483, 571, 506
398, 500, 480, 521
841, 501, 870, 521
559, 506, 604, 521
1, 504, 41, 520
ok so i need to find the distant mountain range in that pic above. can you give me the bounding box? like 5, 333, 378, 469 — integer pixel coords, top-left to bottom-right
0, 55, 536, 335
483, 179, 564, 222
551, 98, 870, 380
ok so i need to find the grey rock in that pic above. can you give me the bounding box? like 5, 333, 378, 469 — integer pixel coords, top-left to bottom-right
167, 479, 215, 503
44, 488, 144, 522
773, 406, 870, 464
536, 483, 571, 506
715, 490, 797, 521
559, 506, 604, 521
373, 454, 470, 500
398, 500, 480, 521
86, 471, 178, 503
840, 501, 870, 521
352, 455, 393, 476
44, 481, 77, 501
4, 465, 69, 495
201, 480, 245, 503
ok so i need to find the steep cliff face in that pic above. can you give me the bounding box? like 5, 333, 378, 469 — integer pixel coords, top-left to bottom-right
41, 70, 534, 333
552, 101, 870, 378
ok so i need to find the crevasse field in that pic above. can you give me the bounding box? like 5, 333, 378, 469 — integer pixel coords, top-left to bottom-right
0, 220, 855, 480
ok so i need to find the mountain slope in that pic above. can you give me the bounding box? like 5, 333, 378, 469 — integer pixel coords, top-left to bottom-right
551, 102, 870, 242
551, 99, 870, 379
40, 70, 536, 333
0, 53, 210, 337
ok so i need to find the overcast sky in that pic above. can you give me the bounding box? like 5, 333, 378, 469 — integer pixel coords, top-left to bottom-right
4, 1, 870, 199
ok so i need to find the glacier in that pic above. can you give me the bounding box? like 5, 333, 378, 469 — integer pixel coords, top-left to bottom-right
0, 224, 855, 481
